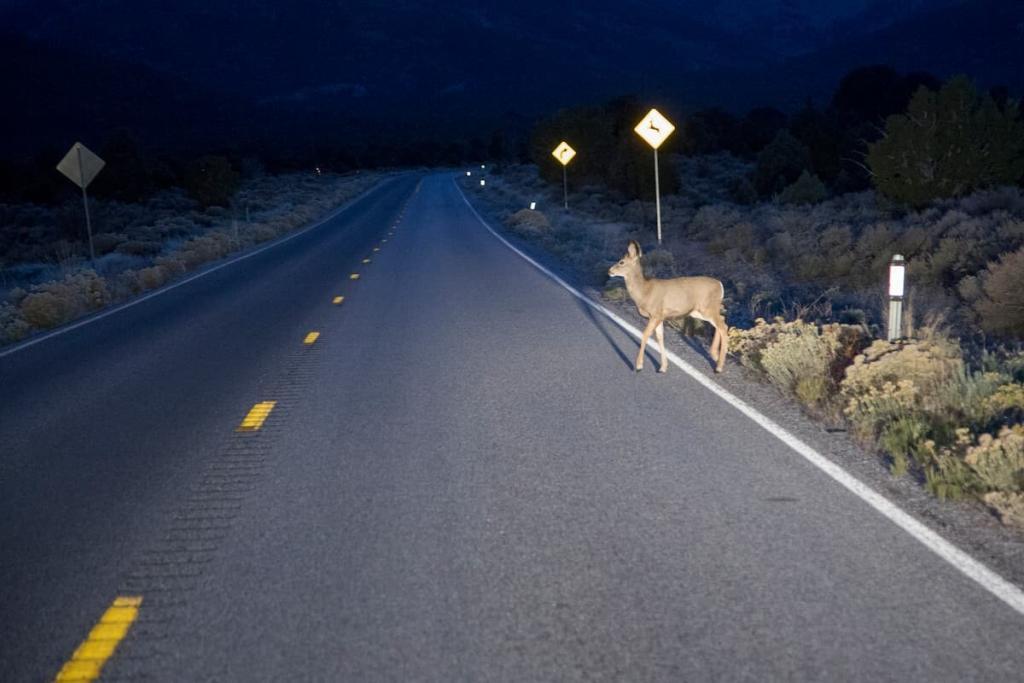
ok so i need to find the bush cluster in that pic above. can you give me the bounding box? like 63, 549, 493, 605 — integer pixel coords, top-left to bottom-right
728, 319, 1024, 523
1, 171, 386, 344
729, 318, 867, 410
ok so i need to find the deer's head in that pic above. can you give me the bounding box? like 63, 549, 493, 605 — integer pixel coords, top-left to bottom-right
608, 240, 642, 278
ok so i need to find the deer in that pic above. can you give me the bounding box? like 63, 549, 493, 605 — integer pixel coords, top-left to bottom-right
608, 240, 728, 374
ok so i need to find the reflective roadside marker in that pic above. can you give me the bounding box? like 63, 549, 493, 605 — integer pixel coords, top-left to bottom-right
480, 179, 486, 187
350, 273, 360, 280
466, 171, 472, 176
530, 202, 536, 210
238, 401, 275, 431
333, 296, 344, 305
481, 164, 485, 169
303, 332, 320, 346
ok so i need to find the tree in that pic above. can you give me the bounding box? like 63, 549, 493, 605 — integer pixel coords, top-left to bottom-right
789, 102, 842, 183
184, 155, 240, 208
91, 129, 156, 202
831, 65, 939, 125
733, 107, 788, 158
778, 170, 828, 205
680, 108, 738, 156
754, 130, 811, 197
867, 76, 1024, 207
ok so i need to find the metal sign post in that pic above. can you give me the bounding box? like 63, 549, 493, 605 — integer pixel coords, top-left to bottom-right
551, 141, 576, 210
633, 109, 675, 244
563, 166, 568, 209
56, 142, 105, 268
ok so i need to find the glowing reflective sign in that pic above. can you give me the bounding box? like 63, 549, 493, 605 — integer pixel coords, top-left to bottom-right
634, 109, 675, 150
551, 141, 576, 166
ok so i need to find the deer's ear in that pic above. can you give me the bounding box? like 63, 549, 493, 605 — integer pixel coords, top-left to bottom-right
627, 240, 642, 258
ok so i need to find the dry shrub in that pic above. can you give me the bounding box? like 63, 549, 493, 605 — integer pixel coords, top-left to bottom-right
92, 233, 127, 254
18, 270, 109, 329
137, 266, 168, 291
20, 292, 73, 329
176, 232, 233, 269
602, 283, 627, 302
117, 239, 162, 256
985, 383, 1024, 423
967, 247, 1024, 336
982, 492, 1024, 527
505, 208, 551, 237
962, 426, 1024, 492
729, 318, 866, 408
0, 302, 31, 342
840, 338, 963, 437
920, 426, 1024, 513
248, 224, 278, 243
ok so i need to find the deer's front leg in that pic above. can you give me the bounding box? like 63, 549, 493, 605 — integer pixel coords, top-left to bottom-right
636, 318, 658, 371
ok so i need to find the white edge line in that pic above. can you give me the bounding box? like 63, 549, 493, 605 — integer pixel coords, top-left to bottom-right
454, 176, 1024, 618
0, 175, 402, 359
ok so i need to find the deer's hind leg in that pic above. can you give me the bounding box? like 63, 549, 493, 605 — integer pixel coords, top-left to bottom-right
711, 312, 728, 373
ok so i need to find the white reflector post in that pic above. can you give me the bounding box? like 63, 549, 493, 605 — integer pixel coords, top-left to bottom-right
530, 202, 536, 210
887, 254, 906, 342
889, 254, 906, 297
480, 179, 486, 187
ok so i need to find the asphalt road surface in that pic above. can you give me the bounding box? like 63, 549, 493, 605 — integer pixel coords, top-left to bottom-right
2, 173, 1023, 682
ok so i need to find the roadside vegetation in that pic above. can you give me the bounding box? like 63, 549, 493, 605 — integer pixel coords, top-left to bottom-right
463, 67, 1024, 528
0, 168, 387, 344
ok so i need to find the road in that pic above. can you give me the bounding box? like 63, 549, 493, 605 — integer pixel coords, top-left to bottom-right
1, 173, 1023, 681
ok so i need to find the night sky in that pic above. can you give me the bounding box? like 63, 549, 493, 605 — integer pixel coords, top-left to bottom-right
1, 1, 1020, 157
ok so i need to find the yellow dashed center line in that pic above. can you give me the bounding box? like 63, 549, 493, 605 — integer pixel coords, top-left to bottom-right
303, 331, 320, 346
332, 296, 344, 305
349, 273, 360, 280
55, 596, 142, 682
238, 401, 276, 431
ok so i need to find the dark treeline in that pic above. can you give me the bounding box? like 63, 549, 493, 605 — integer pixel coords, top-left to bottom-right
0, 130, 526, 206
529, 64, 1023, 204
5, 63, 1020, 210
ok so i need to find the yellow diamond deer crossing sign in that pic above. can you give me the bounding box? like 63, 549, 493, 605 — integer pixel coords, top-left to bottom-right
634, 109, 675, 150
551, 141, 576, 166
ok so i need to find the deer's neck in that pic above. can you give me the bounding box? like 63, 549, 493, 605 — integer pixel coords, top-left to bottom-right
623, 266, 652, 303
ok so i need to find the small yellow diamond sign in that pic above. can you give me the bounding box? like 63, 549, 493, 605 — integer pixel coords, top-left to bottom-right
551, 141, 576, 166
634, 109, 675, 150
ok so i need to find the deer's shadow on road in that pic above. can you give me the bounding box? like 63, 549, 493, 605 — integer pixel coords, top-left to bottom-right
575, 297, 717, 372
